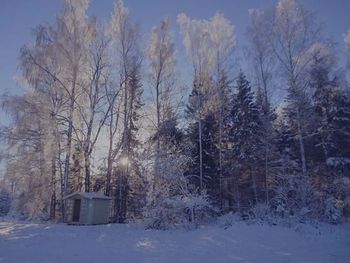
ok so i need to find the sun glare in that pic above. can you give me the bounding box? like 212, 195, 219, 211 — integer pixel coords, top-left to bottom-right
120, 156, 129, 166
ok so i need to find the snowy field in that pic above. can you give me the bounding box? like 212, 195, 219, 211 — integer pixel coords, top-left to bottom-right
0, 221, 349, 263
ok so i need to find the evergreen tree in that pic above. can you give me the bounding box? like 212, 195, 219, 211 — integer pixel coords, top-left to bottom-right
283, 84, 316, 173
226, 72, 264, 211
115, 63, 146, 222
255, 85, 278, 204
185, 84, 219, 203
125, 65, 146, 221
309, 53, 342, 161
309, 52, 350, 161
214, 71, 233, 210
328, 92, 350, 158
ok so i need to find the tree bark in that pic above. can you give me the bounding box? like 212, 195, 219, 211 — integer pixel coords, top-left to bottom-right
198, 92, 203, 192
63, 66, 77, 196
296, 106, 307, 176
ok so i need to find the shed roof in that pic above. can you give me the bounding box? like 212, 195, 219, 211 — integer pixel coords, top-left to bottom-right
63, 192, 112, 200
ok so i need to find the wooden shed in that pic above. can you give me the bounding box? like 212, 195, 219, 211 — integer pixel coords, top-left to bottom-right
63, 192, 112, 225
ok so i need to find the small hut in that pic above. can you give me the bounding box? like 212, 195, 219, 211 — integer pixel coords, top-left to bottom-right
63, 192, 112, 225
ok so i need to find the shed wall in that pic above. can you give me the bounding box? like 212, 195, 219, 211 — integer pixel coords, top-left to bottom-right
91, 199, 110, 224
64, 199, 73, 222
64, 195, 110, 224
79, 198, 89, 224
64, 197, 89, 224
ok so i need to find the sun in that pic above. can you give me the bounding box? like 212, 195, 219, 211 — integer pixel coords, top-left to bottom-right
119, 156, 129, 166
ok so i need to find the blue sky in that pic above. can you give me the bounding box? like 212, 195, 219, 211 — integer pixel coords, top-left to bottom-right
0, 0, 350, 125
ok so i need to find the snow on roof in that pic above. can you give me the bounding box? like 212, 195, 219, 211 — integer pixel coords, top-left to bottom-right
63, 192, 112, 200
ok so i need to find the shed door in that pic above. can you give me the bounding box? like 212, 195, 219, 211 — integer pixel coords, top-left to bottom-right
72, 199, 81, 222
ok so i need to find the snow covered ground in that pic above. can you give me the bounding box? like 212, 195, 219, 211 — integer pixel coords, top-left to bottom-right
0, 220, 349, 263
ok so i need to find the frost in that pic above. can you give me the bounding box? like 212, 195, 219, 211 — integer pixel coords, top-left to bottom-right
324, 197, 342, 223
326, 157, 350, 167
345, 31, 350, 66
344, 31, 350, 50
109, 0, 129, 44
177, 12, 235, 80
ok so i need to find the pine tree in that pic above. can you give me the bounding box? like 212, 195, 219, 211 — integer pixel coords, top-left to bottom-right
329, 92, 350, 158
255, 85, 277, 204
114, 62, 146, 223
308, 50, 350, 160
271, 118, 303, 218
309, 53, 339, 162
226, 72, 264, 211
126, 64, 147, 221
312, 74, 350, 222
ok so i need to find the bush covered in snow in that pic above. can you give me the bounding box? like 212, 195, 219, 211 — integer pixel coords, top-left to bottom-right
145, 191, 215, 230
323, 197, 342, 223
144, 196, 188, 230
0, 190, 11, 217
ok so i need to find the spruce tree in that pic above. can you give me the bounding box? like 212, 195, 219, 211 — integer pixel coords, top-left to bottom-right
226, 72, 264, 211
309, 54, 350, 160
185, 85, 219, 202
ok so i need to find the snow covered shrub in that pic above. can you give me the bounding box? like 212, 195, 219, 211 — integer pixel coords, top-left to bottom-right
144, 161, 190, 229
144, 195, 188, 230
217, 212, 241, 228
0, 190, 11, 216
329, 176, 350, 220
183, 191, 216, 226
247, 203, 271, 223
271, 172, 316, 222
323, 197, 342, 224
270, 173, 294, 218
24, 195, 49, 220
144, 191, 215, 230
314, 162, 350, 222
293, 178, 316, 222
144, 148, 217, 229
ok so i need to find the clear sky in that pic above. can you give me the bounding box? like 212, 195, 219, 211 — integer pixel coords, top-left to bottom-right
0, 0, 350, 123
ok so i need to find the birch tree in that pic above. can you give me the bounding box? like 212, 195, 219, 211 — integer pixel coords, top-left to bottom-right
145, 18, 185, 202
20, 0, 93, 197
266, 0, 322, 176
1, 87, 59, 219
109, 0, 144, 222
247, 9, 276, 203
178, 14, 211, 192
345, 31, 350, 70
210, 14, 235, 208
56, 0, 93, 195
178, 13, 235, 198
146, 18, 177, 152
75, 24, 112, 192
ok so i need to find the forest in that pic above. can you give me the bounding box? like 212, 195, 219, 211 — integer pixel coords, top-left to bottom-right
0, 0, 350, 229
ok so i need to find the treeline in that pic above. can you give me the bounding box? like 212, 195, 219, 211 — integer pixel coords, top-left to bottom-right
1, 0, 350, 227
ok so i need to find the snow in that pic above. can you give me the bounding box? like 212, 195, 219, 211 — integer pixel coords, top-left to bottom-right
326, 157, 350, 167
345, 31, 350, 49
0, 220, 349, 263
63, 192, 112, 200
